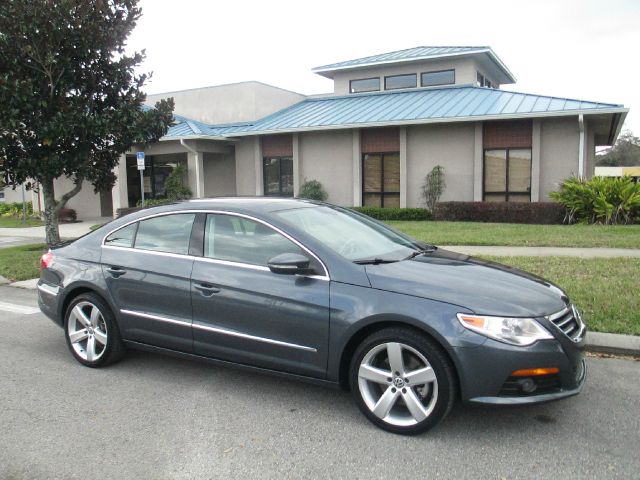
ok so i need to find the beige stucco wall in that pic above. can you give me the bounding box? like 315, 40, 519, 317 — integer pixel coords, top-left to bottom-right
406, 123, 476, 207
146, 82, 305, 125
333, 57, 478, 95
203, 153, 237, 197
298, 130, 353, 206
539, 116, 580, 199
53, 177, 103, 218
234, 138, 257, 195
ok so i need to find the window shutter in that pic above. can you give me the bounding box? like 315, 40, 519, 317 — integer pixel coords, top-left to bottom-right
483, 120, 532, 149
361, 128, 400, 153
262, 135, 293, 157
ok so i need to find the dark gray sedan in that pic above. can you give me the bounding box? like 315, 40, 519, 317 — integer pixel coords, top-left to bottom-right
38, 198, 586, 434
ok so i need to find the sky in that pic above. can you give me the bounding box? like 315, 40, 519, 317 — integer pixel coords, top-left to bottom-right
127, 0, 640, 137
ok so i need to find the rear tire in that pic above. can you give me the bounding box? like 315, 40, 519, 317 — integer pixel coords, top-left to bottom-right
349, 327, 456, 435
64, 293, 125, 368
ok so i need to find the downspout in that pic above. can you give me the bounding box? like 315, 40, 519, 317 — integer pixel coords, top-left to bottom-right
578, 114, 585, 178
180, 139, 202, 198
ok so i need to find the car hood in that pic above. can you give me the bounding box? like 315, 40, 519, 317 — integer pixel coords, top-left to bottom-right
364, 249, 568, 317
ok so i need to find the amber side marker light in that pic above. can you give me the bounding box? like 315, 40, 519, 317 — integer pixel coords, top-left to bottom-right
511, 367, 559, 377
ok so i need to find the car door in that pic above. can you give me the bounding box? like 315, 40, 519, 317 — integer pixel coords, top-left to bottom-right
101, 212, 198, 352
191, 213, 330, 378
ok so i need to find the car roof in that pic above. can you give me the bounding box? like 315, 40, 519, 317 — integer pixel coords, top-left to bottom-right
185, 197, 321, 213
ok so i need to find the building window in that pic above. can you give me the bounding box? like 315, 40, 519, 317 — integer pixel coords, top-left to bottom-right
384, 74, 417, 90
350, 77, 380, 94
263, 157, 293, 197
362, 153, 400, 207
126, 155, 187, 207
477, 71, 493, 88
421, 69, 455, 87
483, 149, 532, 202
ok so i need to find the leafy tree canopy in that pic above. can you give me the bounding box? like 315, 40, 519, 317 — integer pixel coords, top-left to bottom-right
0, 0, 174, 244
596, 130, 640, 167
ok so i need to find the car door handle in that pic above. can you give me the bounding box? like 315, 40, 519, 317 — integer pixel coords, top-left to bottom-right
194, 283, 220, 296
106, 266, 127, 278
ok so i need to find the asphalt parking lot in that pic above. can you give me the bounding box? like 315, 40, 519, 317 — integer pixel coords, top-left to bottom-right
1, 288, 639, 479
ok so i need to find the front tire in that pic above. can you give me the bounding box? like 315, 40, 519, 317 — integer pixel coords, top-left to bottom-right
349, 327, 456, 435
64, 293, 125, 367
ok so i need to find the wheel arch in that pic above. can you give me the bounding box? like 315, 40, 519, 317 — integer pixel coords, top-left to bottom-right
336, 316, 462, 397
59, 283, 116, 323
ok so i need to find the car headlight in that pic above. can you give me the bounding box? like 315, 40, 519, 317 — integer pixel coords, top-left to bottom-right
457, 313, 554, 346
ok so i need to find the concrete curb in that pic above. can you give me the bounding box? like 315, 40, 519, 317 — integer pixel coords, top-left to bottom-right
585, 332, 640, 356
9, 278, 39, 289
6, 279, 639, 356
0, 274, 9, 285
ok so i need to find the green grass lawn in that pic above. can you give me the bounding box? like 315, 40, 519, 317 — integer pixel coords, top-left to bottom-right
0, 217, 45, 228
0, 243, 47, 281
482, 256, 640, 336
387, 221, 640, 249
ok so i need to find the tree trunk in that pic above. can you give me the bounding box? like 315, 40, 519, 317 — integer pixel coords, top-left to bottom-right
41, 176, 60, 245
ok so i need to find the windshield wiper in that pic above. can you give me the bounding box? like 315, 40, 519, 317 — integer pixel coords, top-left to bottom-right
404, 246, 437, 260
353, 258, 399, 265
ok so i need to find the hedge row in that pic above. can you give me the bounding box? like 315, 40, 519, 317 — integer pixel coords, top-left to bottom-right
434, 201, 566, 224
351, 207, 432, 221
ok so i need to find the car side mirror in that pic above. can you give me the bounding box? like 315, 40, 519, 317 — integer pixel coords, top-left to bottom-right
267, 253, 313, 275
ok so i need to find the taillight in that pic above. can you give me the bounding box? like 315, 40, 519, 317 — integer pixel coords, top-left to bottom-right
40, 251, 54, 271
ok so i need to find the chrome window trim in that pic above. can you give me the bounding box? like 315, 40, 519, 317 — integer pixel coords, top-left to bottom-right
102, 244, 192, 261
37, 283, 59, 297
120, 309, 317, 353
101, 209, 330, 280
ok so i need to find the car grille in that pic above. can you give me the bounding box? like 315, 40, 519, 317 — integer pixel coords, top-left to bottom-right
547, 306, 584, 341
498, 374, 561, 397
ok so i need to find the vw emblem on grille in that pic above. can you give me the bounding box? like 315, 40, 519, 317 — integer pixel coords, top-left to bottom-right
393, 377, 405, 388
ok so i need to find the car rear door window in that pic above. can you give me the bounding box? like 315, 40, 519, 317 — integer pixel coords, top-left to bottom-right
204, 214, 304, 266
104, 222, 138, 248
134, 214, 196, 255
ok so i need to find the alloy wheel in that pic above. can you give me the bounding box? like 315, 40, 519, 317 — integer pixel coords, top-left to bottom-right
67, 301, 108, 362
357, 342, 438, 427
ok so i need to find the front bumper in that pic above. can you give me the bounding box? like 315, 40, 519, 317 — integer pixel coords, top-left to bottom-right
468, 359, 586, 405
454, 324, 586, 405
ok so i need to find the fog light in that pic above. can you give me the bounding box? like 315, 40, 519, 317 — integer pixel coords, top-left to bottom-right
511, 367, 559, 377
518, 377, 537, 394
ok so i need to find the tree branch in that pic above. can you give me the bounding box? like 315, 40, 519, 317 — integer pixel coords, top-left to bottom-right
54, 174, 84, 213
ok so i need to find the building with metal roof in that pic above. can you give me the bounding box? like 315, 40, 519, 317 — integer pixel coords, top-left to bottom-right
7, 46, 627, 218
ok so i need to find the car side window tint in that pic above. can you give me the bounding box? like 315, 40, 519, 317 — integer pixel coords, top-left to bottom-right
204, 214, 304, 266
104, 223, 138, 248
134, 214, 196, 255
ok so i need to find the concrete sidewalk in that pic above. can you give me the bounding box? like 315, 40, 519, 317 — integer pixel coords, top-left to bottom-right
0, 217, 111, 241
443, 245, 640, 258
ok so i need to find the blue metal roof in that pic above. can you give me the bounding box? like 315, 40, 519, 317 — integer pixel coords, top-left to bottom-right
213, 86, 625, 136
313, 46, 491, 72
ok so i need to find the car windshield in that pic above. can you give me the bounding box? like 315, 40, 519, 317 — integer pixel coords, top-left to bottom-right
274, 205, 423, 262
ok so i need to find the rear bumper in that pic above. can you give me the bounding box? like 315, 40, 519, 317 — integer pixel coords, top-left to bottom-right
37, 280, 63, 327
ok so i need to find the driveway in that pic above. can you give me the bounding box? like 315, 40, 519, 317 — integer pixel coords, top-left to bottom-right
1, 288, 638, 479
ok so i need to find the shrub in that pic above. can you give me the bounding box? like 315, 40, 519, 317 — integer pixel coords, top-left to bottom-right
58, 207, 77, 223
298, 179, 328, 201
164, 164, 192, 201
351, 207, 431, 221
421, 165, 446, 213
0, 201, 34, 217
550, 176, 640, 224
434, 202, 565, 224
135, 198, 172, 207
